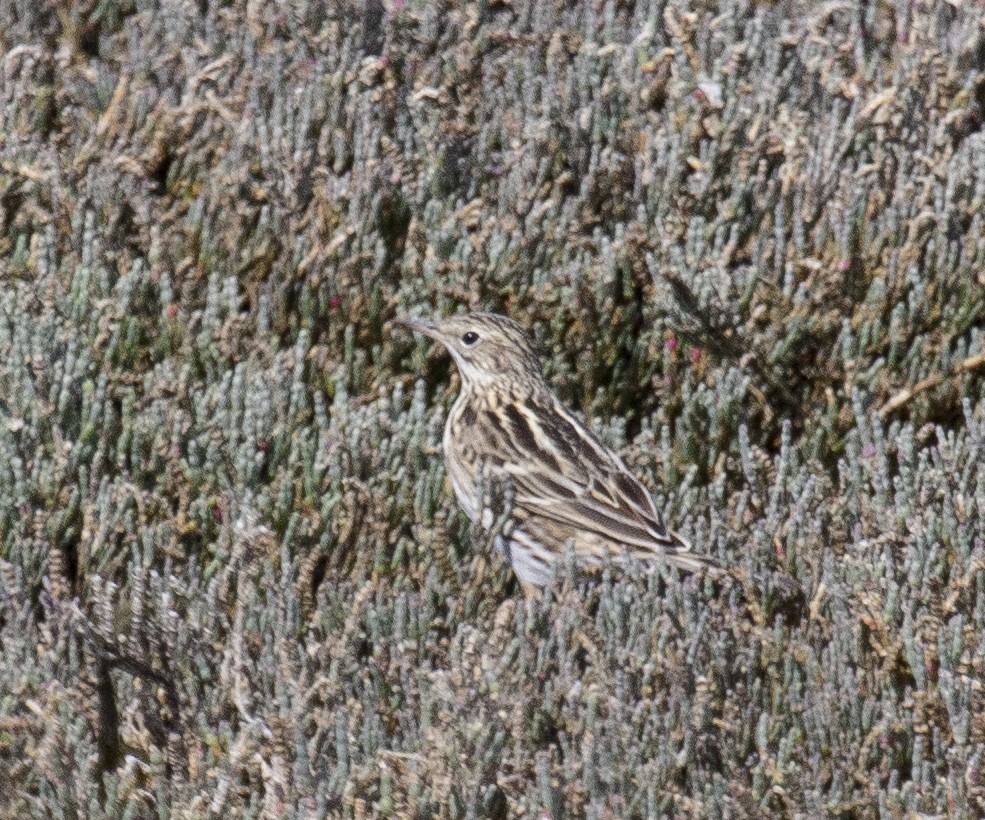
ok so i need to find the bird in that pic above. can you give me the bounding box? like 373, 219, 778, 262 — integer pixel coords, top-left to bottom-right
394, 312, 720, 596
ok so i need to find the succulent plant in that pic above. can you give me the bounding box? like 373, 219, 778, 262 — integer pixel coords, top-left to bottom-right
1, 0, 984, 816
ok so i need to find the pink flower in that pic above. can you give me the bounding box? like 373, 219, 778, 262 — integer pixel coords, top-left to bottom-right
690, 348, 703, 364
166, 303, 179, 320
328, 296, 342, 309
665, 336, 678, 352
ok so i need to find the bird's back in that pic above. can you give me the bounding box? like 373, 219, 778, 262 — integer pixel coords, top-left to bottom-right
443, 382, 718, 586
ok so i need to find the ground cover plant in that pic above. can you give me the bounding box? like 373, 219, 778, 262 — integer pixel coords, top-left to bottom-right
1, 0, 984, 816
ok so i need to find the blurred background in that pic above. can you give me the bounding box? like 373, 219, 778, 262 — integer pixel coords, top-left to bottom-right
1, 0, 984, 816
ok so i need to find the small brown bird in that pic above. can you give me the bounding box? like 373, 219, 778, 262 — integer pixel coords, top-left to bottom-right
395, 312, 719, 595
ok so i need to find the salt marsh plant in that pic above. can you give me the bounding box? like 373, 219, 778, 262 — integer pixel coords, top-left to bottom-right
0, 0, 984, 816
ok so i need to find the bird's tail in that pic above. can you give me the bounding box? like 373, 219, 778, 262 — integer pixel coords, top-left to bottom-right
662, 530, 724, 577
663, 548, 723, 576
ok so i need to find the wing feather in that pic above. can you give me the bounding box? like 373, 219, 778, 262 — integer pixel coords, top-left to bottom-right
477, 392, 709, 565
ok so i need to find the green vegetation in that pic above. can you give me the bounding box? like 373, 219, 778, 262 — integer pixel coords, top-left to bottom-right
1, 0, 983, 816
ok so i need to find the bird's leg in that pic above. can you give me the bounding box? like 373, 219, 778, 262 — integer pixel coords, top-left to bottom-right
492, 598, 516, 634
492, 582, 540, 638
519, 580, 546, 625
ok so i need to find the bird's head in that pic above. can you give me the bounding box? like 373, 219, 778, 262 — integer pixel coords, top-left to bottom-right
394, 312, 543, 388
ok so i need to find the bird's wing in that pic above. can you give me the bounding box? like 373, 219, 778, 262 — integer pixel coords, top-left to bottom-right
480, 392, 705, 563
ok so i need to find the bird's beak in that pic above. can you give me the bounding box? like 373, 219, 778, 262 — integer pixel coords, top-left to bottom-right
392, 316, 442, 341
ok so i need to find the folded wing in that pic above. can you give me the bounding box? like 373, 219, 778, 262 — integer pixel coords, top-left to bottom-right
480, 392, 717, 571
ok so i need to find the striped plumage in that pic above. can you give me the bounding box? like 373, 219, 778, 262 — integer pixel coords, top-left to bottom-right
395, 312, 718, 593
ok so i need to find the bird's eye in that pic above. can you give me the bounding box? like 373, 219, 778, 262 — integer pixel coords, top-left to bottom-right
462, 331, 479, 345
